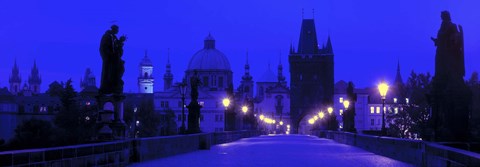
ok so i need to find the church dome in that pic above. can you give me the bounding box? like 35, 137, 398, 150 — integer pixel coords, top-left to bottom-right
258, 66, 277, 82
187, 34, 231, 70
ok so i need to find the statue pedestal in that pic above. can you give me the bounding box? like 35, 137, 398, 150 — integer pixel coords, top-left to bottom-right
187, 101, 202, 134
96, 94, 126, 141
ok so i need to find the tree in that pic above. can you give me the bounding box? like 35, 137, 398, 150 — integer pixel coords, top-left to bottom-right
54, 79, 95, 144
46, 81, 64, 97
9, 119, 59, 149
387, 71, 432, 139
136, 97, 162, 137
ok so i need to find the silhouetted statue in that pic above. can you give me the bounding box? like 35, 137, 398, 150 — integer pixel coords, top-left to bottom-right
429, 11, 470, 142
99, 25, 127, 95
187, 71, 202, 133
431, 11, 465, 82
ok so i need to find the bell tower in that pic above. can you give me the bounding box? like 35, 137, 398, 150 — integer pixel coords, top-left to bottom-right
138, 51, 154, 93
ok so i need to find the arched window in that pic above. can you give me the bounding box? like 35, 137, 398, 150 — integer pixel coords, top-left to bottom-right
144, 72, 148, 78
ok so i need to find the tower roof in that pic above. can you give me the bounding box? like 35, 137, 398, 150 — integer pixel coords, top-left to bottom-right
9, 59, 21, 83
28, 60, 41, 85
325, 35, 333, 54
140, 51, 153, 66
297, 19, 319, 54
394, 60, 404, 85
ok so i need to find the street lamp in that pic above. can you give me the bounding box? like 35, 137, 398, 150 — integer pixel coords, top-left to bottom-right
378, 82, 389, 135
318, 112, 325, 119
327, 107, 333, 114
343, 100, 350, 131
222, 98, 230, 131
242, 105, 248, 129
179, 81, 187, 134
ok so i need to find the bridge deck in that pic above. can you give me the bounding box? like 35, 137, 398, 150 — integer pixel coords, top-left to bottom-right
130, 134, 413, 167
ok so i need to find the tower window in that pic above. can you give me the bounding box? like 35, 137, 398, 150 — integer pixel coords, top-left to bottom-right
339, 97, 343, 103
370, 107, 374, 114
203, 76, 209, 87
218, 77, 224, 88
145, 87, 147, 90
393, 98, 397, 103
144, 72, 148, 78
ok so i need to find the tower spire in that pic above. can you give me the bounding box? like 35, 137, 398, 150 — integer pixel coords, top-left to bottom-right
326, 35, 333, 54
242, 50, 252, 81
163, 48, 173, 91
394, 59, 403, 85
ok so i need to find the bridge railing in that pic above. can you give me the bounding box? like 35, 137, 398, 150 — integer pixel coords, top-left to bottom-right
318, 131, 480, 167
0, 130, 263, 166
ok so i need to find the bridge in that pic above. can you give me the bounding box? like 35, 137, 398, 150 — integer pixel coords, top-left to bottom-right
130, 134, 412, 167
1, 131, 479, 166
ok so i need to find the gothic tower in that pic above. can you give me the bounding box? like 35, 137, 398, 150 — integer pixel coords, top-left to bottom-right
289, 19, 334, 133
28, 60, 42, 94
163, 49, 173, 91
9, 59, 21, 95
138, 51, 154, 93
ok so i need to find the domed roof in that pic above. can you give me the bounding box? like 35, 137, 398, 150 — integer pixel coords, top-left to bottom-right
187, 34, 231, 70
258, 65, 277, 82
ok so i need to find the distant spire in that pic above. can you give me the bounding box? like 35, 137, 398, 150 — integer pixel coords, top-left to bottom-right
394, 59, 404, 85
297, 19, 319, 54
326, 35, 333, 54
312, 8, 315, 19
164, 48, 173, 91
167, 48, 170, 64
289, 42, 294, 54
302, 8, 304, 19
242, 50, 252, 81
278, 52, 285, 83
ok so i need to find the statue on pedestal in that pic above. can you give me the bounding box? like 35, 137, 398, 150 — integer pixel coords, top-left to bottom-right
99, 25, 127, 95
187, 71, 203, 133
429, 11, 471, 142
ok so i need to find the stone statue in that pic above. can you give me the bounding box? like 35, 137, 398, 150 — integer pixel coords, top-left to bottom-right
187, 71, 202, 133
99, 25, 127, 95
431, 11, 465, 82
429, 11, 470, 142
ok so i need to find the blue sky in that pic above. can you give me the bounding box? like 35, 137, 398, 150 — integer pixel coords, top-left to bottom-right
0, 0, 478, 92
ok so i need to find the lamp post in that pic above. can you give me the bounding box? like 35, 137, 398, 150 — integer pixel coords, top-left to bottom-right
343, 100, 350, 131
242, 105, 248, 129
179, 81, 187, 134
378, 82, 389, 135
133, 106, 137, 138
222, 98, 230, 131
327, 107, 333, 130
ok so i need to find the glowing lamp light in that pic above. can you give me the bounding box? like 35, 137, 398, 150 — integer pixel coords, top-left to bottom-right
319, 112, 325, 119
328, 107, 333, 114
279, 121, 284, 125
378, 83, 389, 100
222, 98, 230, 108
314, 116, 318, 120
308, 119, 315, 125
259, 114, 265, 120
242, 106, 248, 114
343, 100, 350, 110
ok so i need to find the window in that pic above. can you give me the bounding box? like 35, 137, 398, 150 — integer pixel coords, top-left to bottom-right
370, 107, 374, 114
161, 101, 165, 107
377, 119, 381, 125
203, 76, 209, 87
220, 115, 223, 121
339, 97, 344, 103
393, 98, 397, 103
165, 101, 169, 108
144, 72, 148, 78
406, 98, 409, 104
218, 77, 224, 88
376, 107, 380, 114
394, 107, 399, 114
339, 109, 343, 115
371, 119, 374, 125
215, 115, 219, 122
40, 106, 47, 112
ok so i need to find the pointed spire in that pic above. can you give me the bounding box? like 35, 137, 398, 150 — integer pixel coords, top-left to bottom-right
164, 48, 173, 91
289, 42, 294, 54
312, 8, 315, 19
394, 59, 404, 85
297, 19, 319, 54
204, 33, 215, 49
242, 50, 252, 81
28, 59, 41, 94
167, 48, 171, 64
326, 35, 333, 54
